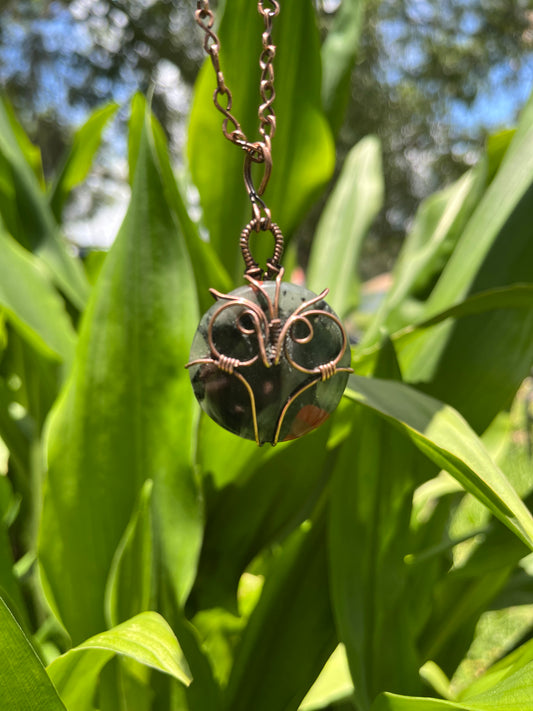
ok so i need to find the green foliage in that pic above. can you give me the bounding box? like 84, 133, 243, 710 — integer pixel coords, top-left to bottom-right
0, 596, 66, 710
307, 135, 384, 316
0, 2, 532, 710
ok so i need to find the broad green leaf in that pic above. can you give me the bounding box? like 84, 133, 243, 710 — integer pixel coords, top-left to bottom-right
105, 479, 154, 628
47, 612, 191, 711
355, 284, 533, 377
307, 136, 384, 316
193, 424, 332, 610
0, 226, 76, 363
329, 346, 423, 711
344, 375, 533, 550
188, 0, 335, 278
128, 93, 232, 314
364, 163, 486, 344
400, 297, 533, 434
321, 0, 368, 134
426, 92, 533, 313
149, 101, 233, 313
458, 638, 533, 708
39, 110, 202, 642
49, 103, 118, 221
0, 99, 88, 309
299, 645, 354, 710
223, 514, 336, 711
0, 595, 66, 711
398, 92, 533, 432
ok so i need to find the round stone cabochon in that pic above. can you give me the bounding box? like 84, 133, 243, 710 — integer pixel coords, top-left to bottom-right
187, 280, 351, 445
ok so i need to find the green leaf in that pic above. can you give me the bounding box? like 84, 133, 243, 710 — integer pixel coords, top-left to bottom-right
321, 0, 368, 134
105, 479, 154, 628
0, 226, 76, 363
188, 0, 335, 278
364, 162, 486, 343
355, 283, 533, 377
39, 109, 202, 642
344, 375, 533, 550
458, 638, 533, 708
400, 293, 533, 434
223, 514, 336, 711
329, 347, 423, 711
49, 103, 118, 222
193, 424, 332, 610
149, 101, 233, 313
0, 99, 88, 310
427, 92, 533, 313
307, 136, 384, 316
398, 92, 533, 432
299, 645, 354, 710
47, 612, 191, 711
0, 595, 67, 711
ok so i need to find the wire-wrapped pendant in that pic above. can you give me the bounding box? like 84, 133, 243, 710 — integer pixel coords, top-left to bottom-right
187, 261, 352, 445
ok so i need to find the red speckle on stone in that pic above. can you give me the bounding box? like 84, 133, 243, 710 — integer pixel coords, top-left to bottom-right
283, 404, 330, 441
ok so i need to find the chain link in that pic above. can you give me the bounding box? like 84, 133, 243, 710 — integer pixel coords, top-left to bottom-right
195, 1, 279, 196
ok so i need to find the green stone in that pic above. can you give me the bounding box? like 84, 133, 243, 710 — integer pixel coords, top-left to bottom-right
187, 279, 351, 445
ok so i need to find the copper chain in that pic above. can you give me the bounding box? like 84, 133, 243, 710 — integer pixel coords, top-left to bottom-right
195, 1, 280, 199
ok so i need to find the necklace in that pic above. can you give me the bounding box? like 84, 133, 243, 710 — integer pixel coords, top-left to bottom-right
187, 1, 353, 446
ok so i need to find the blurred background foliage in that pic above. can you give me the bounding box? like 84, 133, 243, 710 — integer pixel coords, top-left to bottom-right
2, 0, 533, 273
1, 1, 533, 709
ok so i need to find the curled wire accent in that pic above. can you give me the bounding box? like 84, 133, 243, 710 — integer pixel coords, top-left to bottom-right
276, 308, 350, 379
207, 296, 270, 368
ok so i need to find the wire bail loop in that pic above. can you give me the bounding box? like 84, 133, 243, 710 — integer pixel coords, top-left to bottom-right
240, 217, 284, 280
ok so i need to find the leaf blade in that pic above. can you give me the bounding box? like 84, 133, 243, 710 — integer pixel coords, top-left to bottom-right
0, 226, 76, 362
47, 612, 191, 711
344, 375, 533, 550
307, 136, 384, 315
0, 595, 67, 711
39, 109, 202, 642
